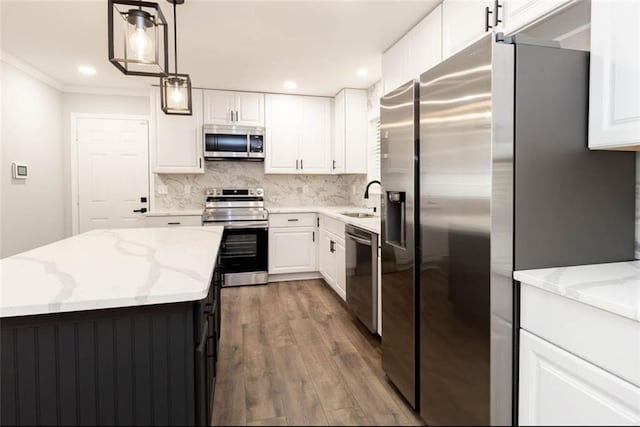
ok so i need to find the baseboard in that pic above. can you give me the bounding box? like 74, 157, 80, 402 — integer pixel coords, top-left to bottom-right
268, 271, 323, 283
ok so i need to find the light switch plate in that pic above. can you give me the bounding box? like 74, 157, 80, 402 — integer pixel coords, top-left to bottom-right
11, 162, 28, 179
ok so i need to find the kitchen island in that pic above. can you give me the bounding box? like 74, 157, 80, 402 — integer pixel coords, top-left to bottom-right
0, 226, 224, 426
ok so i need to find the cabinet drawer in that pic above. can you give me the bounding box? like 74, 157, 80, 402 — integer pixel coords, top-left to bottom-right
318, 214, 345, 240
269, 213, 317, 228
146, 215, 202, 227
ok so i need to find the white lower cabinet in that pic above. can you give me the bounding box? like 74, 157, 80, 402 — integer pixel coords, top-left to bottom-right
318, 215, 346, 300
519, 330, 640, 426
268, 214, 317, 274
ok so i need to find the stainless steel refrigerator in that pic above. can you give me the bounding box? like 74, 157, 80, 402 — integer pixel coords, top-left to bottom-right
381, 33, 636, 426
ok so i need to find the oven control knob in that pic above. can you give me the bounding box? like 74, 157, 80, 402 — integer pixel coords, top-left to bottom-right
256, 188, 263, 196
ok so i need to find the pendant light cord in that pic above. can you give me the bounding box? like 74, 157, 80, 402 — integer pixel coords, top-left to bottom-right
173, 0, 178, 77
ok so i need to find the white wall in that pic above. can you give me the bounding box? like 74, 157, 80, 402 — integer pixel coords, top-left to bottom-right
61, 92, 149, 235
1, 61, 64, 258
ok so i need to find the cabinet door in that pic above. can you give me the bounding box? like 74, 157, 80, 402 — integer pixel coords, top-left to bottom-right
408, 4, 442, 77
318, 228, 336, 287
203, 90, 235, 125
332, 90, 346, 174
299, 97, 331, 174
502, 0, 571, 34
334, 239, 346, 301
442, 0, 493, 59
235, 92, 265, 127
344, 89, 368, 174
588, 0, 640, 150
265, 94, 300, 174
519, 330, 640, 426
382, 36, 410, 95
268, 227, 317, 274
152, 89, 204, 174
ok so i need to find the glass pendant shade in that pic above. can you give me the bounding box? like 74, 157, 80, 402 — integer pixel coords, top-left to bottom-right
160, 74, 192, 115
108, 0, 168, 77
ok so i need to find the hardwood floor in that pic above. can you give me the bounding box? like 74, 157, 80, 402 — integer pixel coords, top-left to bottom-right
211, 279, 424, 426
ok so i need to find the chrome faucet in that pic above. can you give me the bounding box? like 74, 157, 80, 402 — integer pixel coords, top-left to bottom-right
364, 180, 381, 199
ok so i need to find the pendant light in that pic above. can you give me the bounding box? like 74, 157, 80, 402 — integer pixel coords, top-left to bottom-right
160, 0, 192, 115
108, 0, 169, 77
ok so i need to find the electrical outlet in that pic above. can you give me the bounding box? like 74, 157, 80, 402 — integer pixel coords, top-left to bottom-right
158, 185, 168, 195
184, 184, 191, 194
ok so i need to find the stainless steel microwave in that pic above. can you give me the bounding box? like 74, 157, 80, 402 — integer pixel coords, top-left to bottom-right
203, 125, 265, 160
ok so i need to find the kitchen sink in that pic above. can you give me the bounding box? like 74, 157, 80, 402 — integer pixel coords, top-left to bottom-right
340, 212, 376, 218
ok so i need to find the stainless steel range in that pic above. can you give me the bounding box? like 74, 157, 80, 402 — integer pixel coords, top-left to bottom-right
202, 188, 268, 287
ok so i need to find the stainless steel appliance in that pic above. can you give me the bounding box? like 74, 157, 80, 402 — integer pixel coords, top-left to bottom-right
203, 125, 265, 160
381, 33, 636, 426
345, 224, 379, 334
202, 188, 269, 286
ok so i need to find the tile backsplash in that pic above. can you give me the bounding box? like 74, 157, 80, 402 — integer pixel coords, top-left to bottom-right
153, 161, 368, 209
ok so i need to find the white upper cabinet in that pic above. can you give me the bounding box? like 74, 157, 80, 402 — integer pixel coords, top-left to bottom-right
299, 97, 332, 174
382, 5, 442, 94
502, 0, 574, 34
333, 88, 368, 174
151, 88, 204, 174
203, 90, 264, 127
442, 0, 494, 59
588, 0, 640, 150
265, 94, 331, 174
265, 94, 300, 174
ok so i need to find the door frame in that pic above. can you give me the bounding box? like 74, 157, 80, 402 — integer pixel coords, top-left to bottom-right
70, 113, 150, 235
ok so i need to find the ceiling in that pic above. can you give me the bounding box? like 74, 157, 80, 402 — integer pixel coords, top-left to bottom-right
1, 0, 440, 96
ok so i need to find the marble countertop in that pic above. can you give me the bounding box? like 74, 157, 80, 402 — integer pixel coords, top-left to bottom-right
267, 206, 381, 234
514, 261, 640, 322
0, 226, 224, 318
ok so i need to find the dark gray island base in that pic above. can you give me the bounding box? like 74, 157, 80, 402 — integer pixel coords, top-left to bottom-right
1, 273, 221, 426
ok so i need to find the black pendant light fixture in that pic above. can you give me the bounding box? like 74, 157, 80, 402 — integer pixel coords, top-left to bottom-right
108, 0, 169, 77
160, 0, 192, 115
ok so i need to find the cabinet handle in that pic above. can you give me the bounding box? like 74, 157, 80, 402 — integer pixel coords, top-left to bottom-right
199, 158, 202, 168
300, 159, 303, 170
167, 222, 181, 225
485, 6, 493, 32
287, 218, 299, 222
330, 240, 335, 253
333, 160, 336, 170
296, 159, 299, 169
236, 111, 239, 121
494, 0, 502, 27
312, 231, 315, 242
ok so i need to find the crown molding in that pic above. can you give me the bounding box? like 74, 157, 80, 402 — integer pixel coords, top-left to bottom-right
0, 50, 65, 91
62, 85, 150, 97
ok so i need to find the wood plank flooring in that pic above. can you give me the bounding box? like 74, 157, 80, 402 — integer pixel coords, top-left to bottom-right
211, 279, 424, 426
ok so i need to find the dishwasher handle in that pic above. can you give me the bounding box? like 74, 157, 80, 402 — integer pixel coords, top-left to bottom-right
346, 232, 372, 246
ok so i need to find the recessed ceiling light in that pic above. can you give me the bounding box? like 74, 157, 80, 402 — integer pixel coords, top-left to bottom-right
357, 68, 369, 78
283, 80, 297, 90
78, 65, 96, 76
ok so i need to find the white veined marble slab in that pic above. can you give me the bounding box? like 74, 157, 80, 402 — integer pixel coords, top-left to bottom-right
0, 226, 224, 318
514, 261, 640, 322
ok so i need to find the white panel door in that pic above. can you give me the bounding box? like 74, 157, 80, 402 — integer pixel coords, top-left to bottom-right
334, 238, 346, 300
344, 89, 368, 174
502, 0, 572, 34
77, 117, 149, 233
442, 0, 493, 59
519, 330, 640, 426
318, 228, 336, 287
409, 4, 442, 77
203, 90, 235, 125
268, 227, 317, 274
265, 94, 300, 173
236, 92, 265, 127
152, 89, 203, 173
333, 90, 346, 173
588, 0, 640, 150
298, 97, 331, 174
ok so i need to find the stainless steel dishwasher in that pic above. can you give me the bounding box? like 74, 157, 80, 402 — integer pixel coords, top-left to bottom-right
345, 224, 378, 333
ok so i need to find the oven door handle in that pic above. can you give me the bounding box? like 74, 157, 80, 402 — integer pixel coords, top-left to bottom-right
221, 221, 269, 229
